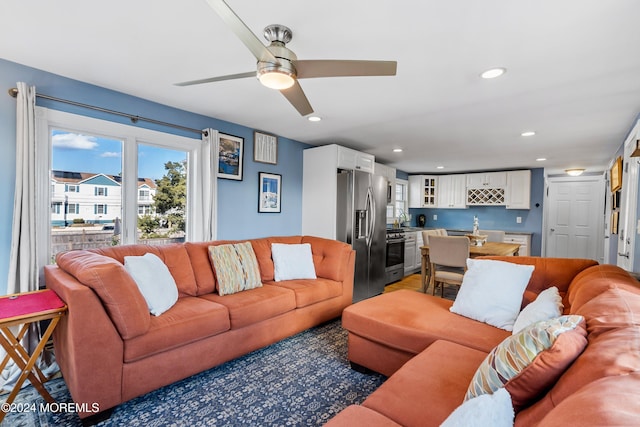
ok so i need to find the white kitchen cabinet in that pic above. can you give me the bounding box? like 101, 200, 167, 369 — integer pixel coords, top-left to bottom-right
437, 174, 467, 209
408, 175, 438, 208
415, 231, 424, 269
506, 170, 531, 209
375, 162, 396, 207
404, 232, 416, 274
466, 172, 507, 189
504, 233, 531, 256
337, 145, 374, 173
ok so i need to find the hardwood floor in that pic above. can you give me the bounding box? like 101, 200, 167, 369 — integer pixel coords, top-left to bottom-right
384, 273, 459, 301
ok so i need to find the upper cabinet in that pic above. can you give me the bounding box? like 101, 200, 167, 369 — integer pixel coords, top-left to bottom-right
337, 146, 374, 173
505, 170, 531, 209
437, 174, 467, 209
375, 162, 396, 206
408, 169, 532, 210
408, 175, 438, 208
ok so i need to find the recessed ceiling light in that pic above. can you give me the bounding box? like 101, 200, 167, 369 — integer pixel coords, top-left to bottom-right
480, 67, 506, 79
392, 148, 403, 153
536, 158, 547, 162
521, 131, 536, 137
307, 116, 321, 122
436, 166, 444, 169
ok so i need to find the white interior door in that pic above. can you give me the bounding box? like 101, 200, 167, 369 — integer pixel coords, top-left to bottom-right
544, 176, 605, 261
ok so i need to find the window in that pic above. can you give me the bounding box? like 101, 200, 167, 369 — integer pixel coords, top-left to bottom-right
395, 179, 408, 219
67, 203, 80, 214
38, 108, 203, 263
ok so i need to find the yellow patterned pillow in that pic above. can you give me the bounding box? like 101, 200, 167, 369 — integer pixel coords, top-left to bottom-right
208, 242, 262, 296
466, 315, 587, 412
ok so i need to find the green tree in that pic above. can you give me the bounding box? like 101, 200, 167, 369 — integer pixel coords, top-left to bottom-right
153, 160, 186, 232
138, 215, 160, 237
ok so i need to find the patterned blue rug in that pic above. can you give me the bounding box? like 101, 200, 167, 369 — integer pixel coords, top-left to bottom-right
4, 320, 385, 426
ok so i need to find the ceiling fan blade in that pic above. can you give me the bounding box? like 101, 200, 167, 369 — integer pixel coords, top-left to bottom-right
280, 81, 314, 116
296, 60, 397, 79
205, 0, 278, 64
175, 71, 256, 87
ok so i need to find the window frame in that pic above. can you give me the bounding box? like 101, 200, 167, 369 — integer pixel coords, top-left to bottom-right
36, 107, 203, 267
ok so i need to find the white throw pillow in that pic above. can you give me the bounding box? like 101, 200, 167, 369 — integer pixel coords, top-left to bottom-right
124, 253, 178, 316
440, 388, 514, 427
271, 243, 317, 281
450, 259, 534, 331
512, 286, 563, 334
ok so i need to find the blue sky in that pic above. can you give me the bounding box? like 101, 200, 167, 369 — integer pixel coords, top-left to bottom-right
51, 130, 186, 181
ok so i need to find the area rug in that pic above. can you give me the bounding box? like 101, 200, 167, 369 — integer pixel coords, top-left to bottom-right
4, 320, 385, 426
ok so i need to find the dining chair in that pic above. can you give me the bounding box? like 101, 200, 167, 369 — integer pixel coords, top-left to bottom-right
478, 229, 505, 242
428, 235, 470, 297
421, 229, 448, 289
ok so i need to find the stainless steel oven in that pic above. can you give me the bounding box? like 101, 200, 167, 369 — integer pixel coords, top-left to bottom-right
385, 229, 405, 285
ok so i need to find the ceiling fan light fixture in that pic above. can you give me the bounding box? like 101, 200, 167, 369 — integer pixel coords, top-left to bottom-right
258, 70, 295, 90
565, 168, 585, 176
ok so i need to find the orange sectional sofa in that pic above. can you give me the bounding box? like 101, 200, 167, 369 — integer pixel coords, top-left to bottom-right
44, 235, 354, 421
327, 256, 640, 426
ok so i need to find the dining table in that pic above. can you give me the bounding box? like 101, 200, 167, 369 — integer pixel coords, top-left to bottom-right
419, 241, 522, 293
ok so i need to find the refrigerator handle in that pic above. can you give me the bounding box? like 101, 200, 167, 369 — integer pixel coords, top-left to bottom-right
366, 187, 376, 249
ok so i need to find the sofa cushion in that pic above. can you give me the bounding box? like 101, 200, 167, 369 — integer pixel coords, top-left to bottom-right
124, 253, 179, 316
534, 372, 640, 427
208, 242, 262, 296
482, 256, 598, 308
184, 240, 235, 295
250, 236, 304, 282
271, 243, 317, 281
567, 264, 640, 312
200, 286, 296, 329
450, 259, 534, 331
123, 296, 230, 362
56, 250, 150, 340
325, 405, 403, 427
302, 235, 353, 282
362, 340, 489, 427
343, 290, 510, 356
442, 388, 514, 427
94, 244, 198, 297
265, 278, 342, 308
512, 286, 563, 334
466, 315, 587, 412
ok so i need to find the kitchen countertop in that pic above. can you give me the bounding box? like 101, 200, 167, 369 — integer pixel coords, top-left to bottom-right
398, 227, 532, 235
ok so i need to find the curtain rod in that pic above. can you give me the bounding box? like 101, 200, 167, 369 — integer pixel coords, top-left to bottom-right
7, 87, 208, 137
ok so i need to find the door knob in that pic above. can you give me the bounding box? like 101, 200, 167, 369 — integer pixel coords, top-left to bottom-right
550, 228, 555, 232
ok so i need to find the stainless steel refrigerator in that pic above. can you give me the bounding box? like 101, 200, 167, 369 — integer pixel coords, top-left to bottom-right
336, 169, 387, 302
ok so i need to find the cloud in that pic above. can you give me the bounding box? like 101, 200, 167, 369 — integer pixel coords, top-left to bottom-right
52, 133, 99, 150
100, 151, 121, 158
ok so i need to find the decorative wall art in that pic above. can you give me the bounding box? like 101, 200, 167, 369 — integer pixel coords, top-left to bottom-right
218, 133, 244, 180
254, 131, 278, 164
610, 156, 622, 192
258, 172, 281, 213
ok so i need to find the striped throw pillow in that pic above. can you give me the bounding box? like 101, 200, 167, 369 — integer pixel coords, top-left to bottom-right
466, 315, 587, 412
208, 242, 262, 296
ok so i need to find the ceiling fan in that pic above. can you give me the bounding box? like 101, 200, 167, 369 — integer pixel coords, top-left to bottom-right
175, 0, 397, 116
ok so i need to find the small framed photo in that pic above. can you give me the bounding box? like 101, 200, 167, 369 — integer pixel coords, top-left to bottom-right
610, 156, 622, 192
218, 133, 244, 181
253, 131, 278, 164
258, 172, 281, 213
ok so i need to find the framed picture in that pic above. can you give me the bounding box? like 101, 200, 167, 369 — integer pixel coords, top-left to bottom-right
254, 131, 278, 164
610, 156, 622, 192
612, 191, 619, 210
218, 133, 244, 180
258, 172, 281, 213
611, 211, 619, 234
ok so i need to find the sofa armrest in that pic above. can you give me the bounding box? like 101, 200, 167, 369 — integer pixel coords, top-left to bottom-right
45, 265, 124, 418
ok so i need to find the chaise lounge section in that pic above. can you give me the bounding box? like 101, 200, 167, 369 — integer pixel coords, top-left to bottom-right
45, 235, 354, 421
328, 256, 640, 426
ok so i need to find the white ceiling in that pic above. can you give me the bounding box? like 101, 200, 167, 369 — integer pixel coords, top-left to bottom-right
2, 0, 639, 174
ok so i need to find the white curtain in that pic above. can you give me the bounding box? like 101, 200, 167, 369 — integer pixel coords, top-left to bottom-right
199, 128, 219, 241
2, 82, 57, 392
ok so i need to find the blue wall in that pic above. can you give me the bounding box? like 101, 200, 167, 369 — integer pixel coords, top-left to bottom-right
0, 58, 309, 295
408, 168, 545, 255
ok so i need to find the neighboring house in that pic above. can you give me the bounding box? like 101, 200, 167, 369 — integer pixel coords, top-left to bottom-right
50, 170, 156, 226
